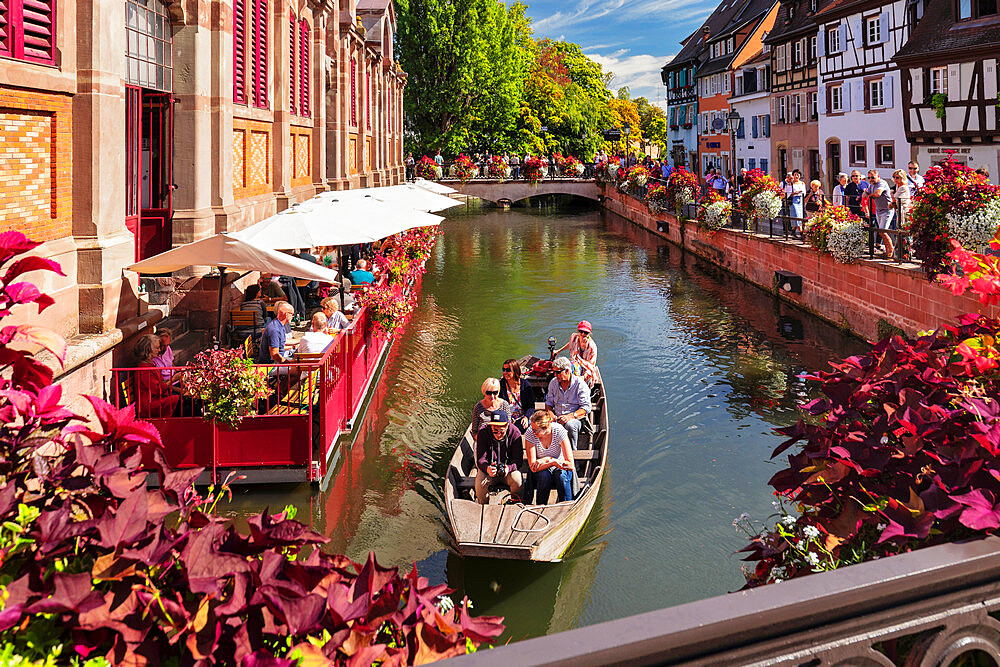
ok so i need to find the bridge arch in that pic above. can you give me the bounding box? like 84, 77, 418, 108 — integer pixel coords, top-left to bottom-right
444, 179, 602, 204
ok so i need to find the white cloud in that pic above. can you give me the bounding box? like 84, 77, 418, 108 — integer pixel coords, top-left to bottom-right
533, 0, 627, 33
587, 50, 676, 102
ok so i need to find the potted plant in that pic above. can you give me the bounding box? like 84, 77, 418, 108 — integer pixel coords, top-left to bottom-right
176, 348, 270, 429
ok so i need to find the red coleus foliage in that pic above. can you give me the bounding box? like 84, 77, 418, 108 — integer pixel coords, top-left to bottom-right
908, 156, 1000, 278
0, 231, 503, 664
741, 313, 1000, 587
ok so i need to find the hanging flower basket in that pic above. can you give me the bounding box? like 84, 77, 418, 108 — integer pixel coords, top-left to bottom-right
416, 156, 441, 181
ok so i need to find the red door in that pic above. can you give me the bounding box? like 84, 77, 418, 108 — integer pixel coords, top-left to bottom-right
125, 87, 174, 262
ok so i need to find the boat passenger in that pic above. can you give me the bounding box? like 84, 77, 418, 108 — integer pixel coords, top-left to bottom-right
499, 358, 535, 431
319, 297, 351, 332
554, 320, 599, 386
525, 409, 575, 505
545, 357, 592, 449
471, 377, 512, 435
297, 312, 336, 355
474, 411, 524, 504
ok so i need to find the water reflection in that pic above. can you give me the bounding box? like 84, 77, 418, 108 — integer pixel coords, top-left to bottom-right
223, 197, 868, 642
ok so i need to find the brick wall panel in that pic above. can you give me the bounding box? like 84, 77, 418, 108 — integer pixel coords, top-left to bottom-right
0, 90, 71, 242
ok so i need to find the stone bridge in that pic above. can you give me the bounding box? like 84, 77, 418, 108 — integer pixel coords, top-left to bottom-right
442, 178, 601, 204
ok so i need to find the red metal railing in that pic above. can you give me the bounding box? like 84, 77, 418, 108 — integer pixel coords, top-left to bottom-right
112, 301, 392, 484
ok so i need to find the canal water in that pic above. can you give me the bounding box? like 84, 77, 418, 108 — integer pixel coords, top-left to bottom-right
226, 197, 867, 643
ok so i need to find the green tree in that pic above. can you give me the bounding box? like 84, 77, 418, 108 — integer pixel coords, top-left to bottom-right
395, 0, 533, 154
633, 96, 669, 156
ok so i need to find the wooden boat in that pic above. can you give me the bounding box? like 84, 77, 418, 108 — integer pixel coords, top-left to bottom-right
444, 355, 608, 562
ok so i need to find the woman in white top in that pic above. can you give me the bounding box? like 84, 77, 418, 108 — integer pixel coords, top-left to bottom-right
525, 409, 575, 504
831, 172, 848, 206
892, 169, 912, 229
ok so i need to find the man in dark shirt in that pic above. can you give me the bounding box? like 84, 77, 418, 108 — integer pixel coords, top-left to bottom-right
474, 411, 523, 504
257, 273, 287, 303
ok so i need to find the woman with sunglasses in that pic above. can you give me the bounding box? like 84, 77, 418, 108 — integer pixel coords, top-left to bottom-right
471, 377, 512, 436
499, 358, 536, 431
555, 320, 599, 386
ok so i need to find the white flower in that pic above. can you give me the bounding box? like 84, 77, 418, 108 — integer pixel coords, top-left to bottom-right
880, 435, 889, 445
771, 566, 787, 581
436, 595, 454, 612
703, 200, 732, 230
752, 191, 782, 219
876, 523, 887, 531
803, 525, 820, 539
772, 501, 781, 509
946, 198, 1000, 250
781, 515, 797, 527
827, 219, 867, 263
805, 552, 820, 567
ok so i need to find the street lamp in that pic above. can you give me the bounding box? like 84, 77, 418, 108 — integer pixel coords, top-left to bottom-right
727, 110, 742, 209
622, 123, 631, 163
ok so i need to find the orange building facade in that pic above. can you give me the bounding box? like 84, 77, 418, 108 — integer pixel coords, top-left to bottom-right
695, 0, 780, 179
0, 0, 406, 407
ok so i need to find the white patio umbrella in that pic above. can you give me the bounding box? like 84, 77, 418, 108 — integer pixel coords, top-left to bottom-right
233, 194, 444, 251
412, 178, 458, 196
127, 233, 342, 342
321, 183, 461, 213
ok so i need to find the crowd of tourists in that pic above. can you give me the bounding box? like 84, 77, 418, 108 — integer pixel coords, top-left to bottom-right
692, 161, 993, 259
470, 321, 599, 506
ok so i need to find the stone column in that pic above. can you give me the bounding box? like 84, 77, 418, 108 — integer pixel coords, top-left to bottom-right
171, 4, 219, 244
272, 1, 294, 209
72, 0, 140, 334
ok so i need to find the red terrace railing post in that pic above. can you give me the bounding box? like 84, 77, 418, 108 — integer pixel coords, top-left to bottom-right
343, 326, 351, 430
212, 423, 218, 485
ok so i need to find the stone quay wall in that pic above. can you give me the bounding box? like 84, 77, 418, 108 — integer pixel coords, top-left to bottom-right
600, 186, 996, 341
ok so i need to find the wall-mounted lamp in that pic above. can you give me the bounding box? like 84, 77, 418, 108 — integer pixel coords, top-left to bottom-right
774, 270, 802, 294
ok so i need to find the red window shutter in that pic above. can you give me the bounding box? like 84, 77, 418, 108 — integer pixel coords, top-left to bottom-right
299, 19, 309, 116
233, 0, 246, 104
288, 10, 296, 115
351, 59, 356, 126
252, 0, 268, 108
18, 0, 55, 64
0, 0, 10, 57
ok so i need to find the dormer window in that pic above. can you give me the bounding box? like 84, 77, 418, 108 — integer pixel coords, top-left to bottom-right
958, 0, 998, 19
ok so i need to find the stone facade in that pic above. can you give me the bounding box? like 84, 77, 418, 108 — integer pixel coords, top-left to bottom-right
0, 0, 406, 409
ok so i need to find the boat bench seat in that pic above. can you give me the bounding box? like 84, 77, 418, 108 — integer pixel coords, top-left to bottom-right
454, 450, 596, 490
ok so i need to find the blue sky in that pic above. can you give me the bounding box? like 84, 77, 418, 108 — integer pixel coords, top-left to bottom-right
523, 0, 716, 107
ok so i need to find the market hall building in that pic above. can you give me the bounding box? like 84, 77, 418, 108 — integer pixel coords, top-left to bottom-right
0, 0, 406, 409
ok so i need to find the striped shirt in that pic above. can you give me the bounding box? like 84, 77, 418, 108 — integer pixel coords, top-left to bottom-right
526, 423, 568, 460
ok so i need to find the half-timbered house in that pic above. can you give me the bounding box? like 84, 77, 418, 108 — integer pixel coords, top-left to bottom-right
730, 50, 773, 175
765, 0, 822, 184
662, 31, 703, 171
816, 0, 917, 189
893, 0, 1000, 175
696, 0, 780, 179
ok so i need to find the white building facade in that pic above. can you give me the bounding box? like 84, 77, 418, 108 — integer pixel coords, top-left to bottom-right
815, 0, 916, 186
731, 52, 773, 175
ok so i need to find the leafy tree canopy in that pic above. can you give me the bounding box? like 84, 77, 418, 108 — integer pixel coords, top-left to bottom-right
397, 0, 649, 160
